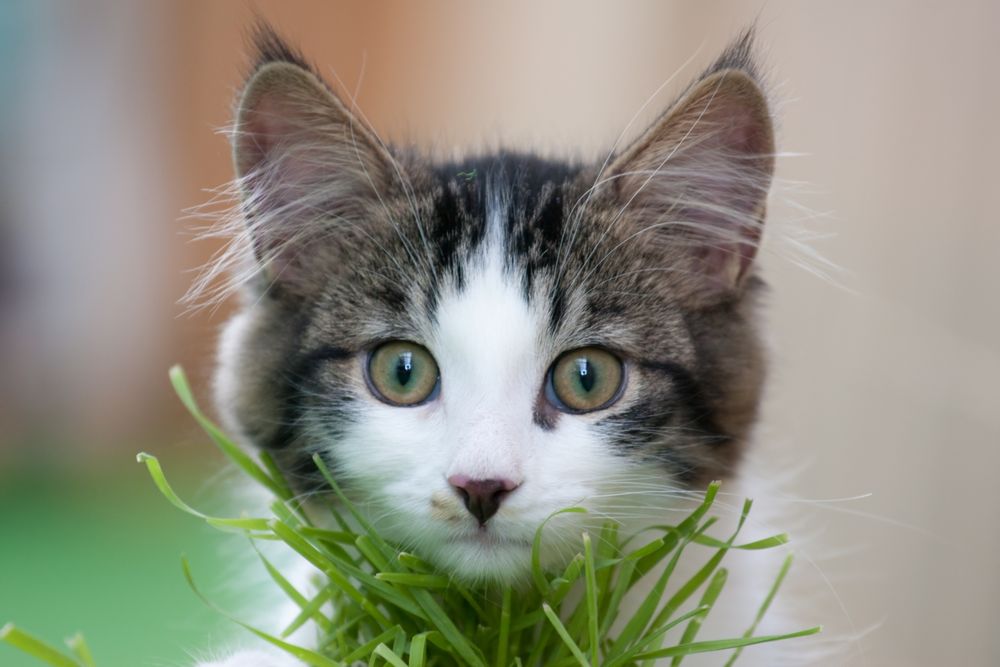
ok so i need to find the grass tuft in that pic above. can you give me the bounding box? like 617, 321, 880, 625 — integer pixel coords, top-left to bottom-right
3, 366, 819, 666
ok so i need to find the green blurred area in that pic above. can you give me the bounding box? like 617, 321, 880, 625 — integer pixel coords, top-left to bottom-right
0, 455, 242, 667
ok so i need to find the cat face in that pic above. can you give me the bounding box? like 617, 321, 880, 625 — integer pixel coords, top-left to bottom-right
213, 27, 774, 582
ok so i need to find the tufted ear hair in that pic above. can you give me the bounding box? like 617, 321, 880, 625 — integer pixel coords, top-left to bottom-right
232, 27, 397, 294
608, 40, 775, 303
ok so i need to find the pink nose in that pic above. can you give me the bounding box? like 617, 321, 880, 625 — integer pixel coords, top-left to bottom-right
447, 475, 520, 525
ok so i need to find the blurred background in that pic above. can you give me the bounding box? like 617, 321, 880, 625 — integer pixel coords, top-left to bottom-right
1, 1, 998, 665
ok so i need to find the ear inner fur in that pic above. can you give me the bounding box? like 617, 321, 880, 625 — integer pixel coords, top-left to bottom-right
231, 58, 401, 295
606, 68, 775, 303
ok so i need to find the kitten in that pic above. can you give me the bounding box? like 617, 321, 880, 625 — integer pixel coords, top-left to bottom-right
200, 25, 781, 667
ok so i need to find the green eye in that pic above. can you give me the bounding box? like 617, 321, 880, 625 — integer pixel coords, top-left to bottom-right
547, 347, 625, 413
367, 341, 440, 406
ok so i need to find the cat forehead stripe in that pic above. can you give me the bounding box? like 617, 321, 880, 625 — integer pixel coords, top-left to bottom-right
430, 187, 538, 398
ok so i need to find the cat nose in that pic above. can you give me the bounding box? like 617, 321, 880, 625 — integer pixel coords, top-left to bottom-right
447, 475, 520, 525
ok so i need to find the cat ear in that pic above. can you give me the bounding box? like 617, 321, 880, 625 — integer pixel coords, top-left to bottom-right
232, 36, 395, 292
607, 57, 774, 301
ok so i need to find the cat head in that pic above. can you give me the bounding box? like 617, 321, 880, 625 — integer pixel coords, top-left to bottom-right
214, 26, 774, 582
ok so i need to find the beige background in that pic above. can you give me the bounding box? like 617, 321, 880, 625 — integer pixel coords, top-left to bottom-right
1, 2, 997, 665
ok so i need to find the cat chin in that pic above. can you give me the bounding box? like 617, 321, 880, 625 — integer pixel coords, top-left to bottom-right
371, 518, 542, 584
424, 539, 536, 584
414, 521, 590, 585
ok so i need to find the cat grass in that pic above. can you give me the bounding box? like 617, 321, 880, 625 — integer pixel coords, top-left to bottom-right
2, 366, 819, 667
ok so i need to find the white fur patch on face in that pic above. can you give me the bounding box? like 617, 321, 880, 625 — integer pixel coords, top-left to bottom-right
432, 249, 540, 487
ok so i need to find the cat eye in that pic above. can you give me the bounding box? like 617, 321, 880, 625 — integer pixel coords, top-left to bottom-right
366, 341, 440, 406
546, 347, 625, 413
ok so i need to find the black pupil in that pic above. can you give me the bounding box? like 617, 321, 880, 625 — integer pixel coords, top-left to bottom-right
395, 352, 414, 387
575, 357, 595, 393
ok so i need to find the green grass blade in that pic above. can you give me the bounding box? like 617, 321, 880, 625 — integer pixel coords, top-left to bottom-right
392, 627, 408, 655
372, 644, 408, 667
316, 553, 426, 621
523, 616, 554, 666
645, 527, 789, 552
311, 455, 398, 562
408, 588, 486, 667
582, 533, 600, 666
548, 554, 585, 606
729, 534, 789, 550
296, 527, 356, 564
397, 552, 433, 573
723, 553, 796, 667
169, 365, 286, 498
508, 608, 547, 633
597, 557, 636, 638
181, 558, 343, 667
65, 634, 95, 667
604, 606, 710, 667
408, 632, 429, 667
494, 586, 512, 667
594, 521, 619, 608
250, 539, 308, 608
671, 482, 720, 539
541, 604, 590, 667
136, 452, 270, 531
626, 482, 720, 584
375, 573, 451, 589
269, 499, 304, 530
269, 520, 395, 629
531, 507, 587, 595
356, 534, 394, 573
339, 627, 403, 664
452, 582, 488, 619
648, 498, 754, 635
609, 535, 691, 654
692, 532, 789, 551
631, 626, 822, 660
670, 568, 728, 666
258, 450, 295, 503
0, 625, 82, 667
652, 543, 727, 631
281, 588, 333, 638
299, 526, 359, 544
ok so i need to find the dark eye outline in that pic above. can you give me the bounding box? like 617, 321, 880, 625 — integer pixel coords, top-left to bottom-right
544, 347, 627, 414
364, 340, 441, 407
